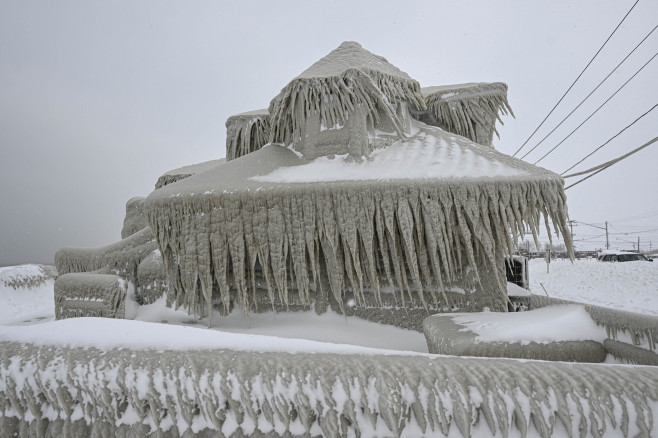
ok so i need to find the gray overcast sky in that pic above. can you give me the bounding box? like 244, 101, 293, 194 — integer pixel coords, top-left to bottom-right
1, 0, 657, 265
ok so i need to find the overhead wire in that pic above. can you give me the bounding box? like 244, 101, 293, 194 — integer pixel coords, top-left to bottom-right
533, 51, 658, 164
610, 209, 658, 223
512, 0, 641, 158
564, 136, 658, 189
519, 24, 658, 161
561, 102, 658, 175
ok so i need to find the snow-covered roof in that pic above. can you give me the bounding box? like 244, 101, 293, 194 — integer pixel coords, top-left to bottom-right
268, 41, 424, 145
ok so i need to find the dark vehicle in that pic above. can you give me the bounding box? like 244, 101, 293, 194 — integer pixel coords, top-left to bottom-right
598, 251, 652, 262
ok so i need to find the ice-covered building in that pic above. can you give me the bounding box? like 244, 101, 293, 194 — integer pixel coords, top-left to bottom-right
10, 41, 657, 438
55, 41, 572, 328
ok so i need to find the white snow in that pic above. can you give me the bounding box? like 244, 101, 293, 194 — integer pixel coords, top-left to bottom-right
253, 126, 527, 183
528, 257, 658, 315
507, 281, 531, 296
0, 317, 426, 355
451, 305, 607, 345
0, 265, 55, 326
1, 258, 657, 354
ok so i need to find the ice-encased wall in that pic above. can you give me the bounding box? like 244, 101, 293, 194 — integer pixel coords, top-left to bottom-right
136, 249, 169, 305
1, 341, 656, 437
121, 197, 148, 239
268, 41, 425, 146
225, 109, 271, 161
423, 83, 514, 147
54, 273, 127, 319
54, 226, 157, 283
144, 145, 571, 323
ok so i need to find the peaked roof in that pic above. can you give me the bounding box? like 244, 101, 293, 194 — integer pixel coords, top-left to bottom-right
268, 42, 424, 145
296, 41, 414, 81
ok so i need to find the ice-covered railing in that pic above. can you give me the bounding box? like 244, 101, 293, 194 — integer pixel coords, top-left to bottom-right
225, 109, 271, 161
268, 41, 425, 145
1, 341, 656, 437
423, 83, 514, 147
530, 295, 658, 365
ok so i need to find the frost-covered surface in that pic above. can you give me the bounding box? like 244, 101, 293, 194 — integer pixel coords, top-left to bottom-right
254, 122, 528, 183
0, 265, 56, 326
136, 249, 169, 305
154, 159, 225, 189
54, 226, 157, 281
269, 41, 424, 145
422, 83, 513, 147
121, 196, 148, 239
529, 257, 658, 316
423, 309, 608, 363
54, 273, 127, 320
145, 140, 571, 324
2, 265, 658, 436
0, 264, 56, 290
225, 109, 270, 161
1, 341, 656, 437
451, 304, 606, 345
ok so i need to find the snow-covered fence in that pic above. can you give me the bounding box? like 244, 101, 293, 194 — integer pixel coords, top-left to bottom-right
1, 341, 656, 437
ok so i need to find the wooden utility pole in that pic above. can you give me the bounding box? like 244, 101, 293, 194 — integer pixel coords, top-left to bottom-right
638, 236, 640, 252
605, 221, 609, 250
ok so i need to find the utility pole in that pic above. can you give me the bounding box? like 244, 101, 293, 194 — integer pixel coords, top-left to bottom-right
605, 221, 609, 250
638, 236, 640, 253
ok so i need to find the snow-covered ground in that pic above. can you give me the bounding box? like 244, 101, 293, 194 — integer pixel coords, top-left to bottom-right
1, 261, 657, 437
528, 257, 658, 316
1, 258, 656, 353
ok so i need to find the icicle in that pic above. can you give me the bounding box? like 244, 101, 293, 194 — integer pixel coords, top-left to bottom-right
225, 110, 271, 161
423, 82, 514, 147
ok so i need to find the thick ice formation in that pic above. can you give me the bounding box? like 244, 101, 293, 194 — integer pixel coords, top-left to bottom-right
142, 42, 570, 325
154, 159, 225, 189
268, 41, 424, 154
1, 341, 656, 437
55, 226, 156, 282
225, 109, 271, 161
421, 82, 514, 147
54, 273, 128, 319
121, 196, 148, 239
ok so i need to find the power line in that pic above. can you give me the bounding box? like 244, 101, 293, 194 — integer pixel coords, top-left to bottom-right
512, 0, 641, 158
520, 24, 658, 161
561, 102, 658, 175
564, 135, 658, 189
610, 209, 658, 223
533, 51, 658, 164
564, 135, 658, 178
